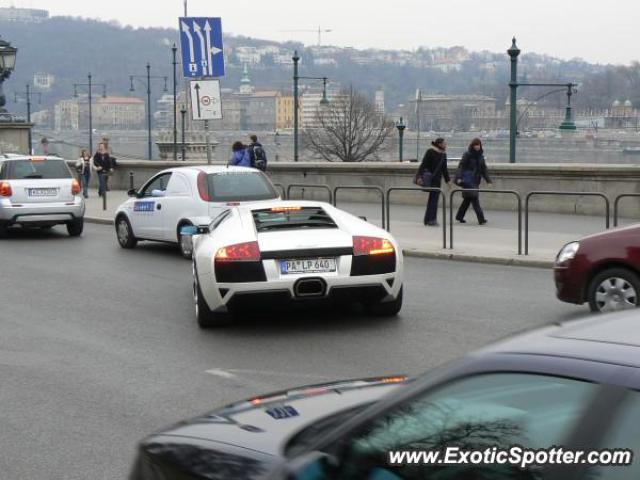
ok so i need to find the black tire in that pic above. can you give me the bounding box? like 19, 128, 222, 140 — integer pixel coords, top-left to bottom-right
0, 224, 7, 238
193, 262, 233, 328
587, 268, 640, 313
177, 221, 193, 259
115, 215, 137, 249
66, 218, 84, 237
367, 286, 403, 317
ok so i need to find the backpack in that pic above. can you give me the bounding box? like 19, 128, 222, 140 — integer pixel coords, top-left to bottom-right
251, 144, 267, 171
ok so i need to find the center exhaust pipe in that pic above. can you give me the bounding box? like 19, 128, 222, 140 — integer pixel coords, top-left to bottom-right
294, 278, 326, 298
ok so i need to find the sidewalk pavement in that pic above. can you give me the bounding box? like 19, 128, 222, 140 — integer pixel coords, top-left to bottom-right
85, 190, 635, 269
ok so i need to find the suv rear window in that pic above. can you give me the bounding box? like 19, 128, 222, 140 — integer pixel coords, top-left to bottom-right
253, 207, 337, 232
1, 159, 72, 180
207, 172, 277, 202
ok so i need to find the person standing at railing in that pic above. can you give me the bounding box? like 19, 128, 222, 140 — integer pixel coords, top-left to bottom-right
417, 138, 451, 226
93, 142, 114, 197
74, 149, 92, 198
455, 138, 492, 225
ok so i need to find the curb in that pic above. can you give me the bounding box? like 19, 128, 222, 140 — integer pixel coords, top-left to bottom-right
85, 216, 553, 269
402, 249, 553, 269
85, 216, 114, 226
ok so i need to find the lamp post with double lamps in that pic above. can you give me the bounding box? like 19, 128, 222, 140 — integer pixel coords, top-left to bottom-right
396, 117, 406, 162
130, 63, 168, 160
0, 37, 17, 115
74, 74, 107, 156
292, 51, 329, 162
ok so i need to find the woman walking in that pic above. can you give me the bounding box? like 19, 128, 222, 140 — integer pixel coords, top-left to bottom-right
75, 149, 92, 198
417, 138, 450, 226
455, 138, 492, 224
228, 141, 251, 167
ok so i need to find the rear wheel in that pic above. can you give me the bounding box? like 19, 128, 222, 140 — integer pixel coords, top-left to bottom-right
193, 261, 233, 328
116, 216, 137, 249
366, 286, 403, 317
588, 268, 640, 313
178, 221, 193, 259
67, 218, 84, 237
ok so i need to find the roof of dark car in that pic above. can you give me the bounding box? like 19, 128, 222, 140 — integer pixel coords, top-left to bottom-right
480, 311, 640, 368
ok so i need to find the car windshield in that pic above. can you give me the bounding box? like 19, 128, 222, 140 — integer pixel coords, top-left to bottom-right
253, 207, 338, 232
207, 172, 277, 202
2, 159, 72, 180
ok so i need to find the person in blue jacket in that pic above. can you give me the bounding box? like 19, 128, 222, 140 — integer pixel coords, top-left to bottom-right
229, 141, 251, 167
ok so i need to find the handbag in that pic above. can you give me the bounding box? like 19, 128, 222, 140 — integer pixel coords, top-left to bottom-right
414, 154, 445, 188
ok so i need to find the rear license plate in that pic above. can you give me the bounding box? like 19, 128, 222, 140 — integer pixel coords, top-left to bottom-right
280, 258, 336, 274
28, 188, 57, 197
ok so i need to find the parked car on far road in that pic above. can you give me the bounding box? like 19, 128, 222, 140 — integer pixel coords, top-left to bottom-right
0, 154, 85, 237
554, 224, 640, 312
113, 166, 280, 257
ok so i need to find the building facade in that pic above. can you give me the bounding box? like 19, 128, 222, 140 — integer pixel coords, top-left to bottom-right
54, 96, 145, 131
276, 96, 294, 130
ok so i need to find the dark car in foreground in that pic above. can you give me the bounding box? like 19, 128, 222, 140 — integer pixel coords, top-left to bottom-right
130, 312, 640, 480
554, 224, 640, 312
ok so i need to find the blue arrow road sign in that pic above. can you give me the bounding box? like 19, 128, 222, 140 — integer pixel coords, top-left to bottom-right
179, 17, 225, 78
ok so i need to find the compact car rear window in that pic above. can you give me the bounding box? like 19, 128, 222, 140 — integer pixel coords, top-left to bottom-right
1, 159, 72, 180
207, 172, 277, 202
253, 207, 337, 232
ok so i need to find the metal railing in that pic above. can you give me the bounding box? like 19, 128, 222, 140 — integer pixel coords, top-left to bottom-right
386, 187, 446, 249
273, 182, 286, 199
525, 191, 610, 255
449, 189, 522, 255
333, 186, 386, 229
613, 193, 640, 227
129, 171, 135, 191
286, 183, 333, 204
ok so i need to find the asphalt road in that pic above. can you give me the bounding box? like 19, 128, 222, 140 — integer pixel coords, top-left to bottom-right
0, 223, 584, 479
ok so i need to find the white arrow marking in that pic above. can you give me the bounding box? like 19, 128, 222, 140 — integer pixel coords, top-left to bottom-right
204, 20, 215, 76
181, 21, 195, 63
205, 368, 236, 379
193, 20, 207, 69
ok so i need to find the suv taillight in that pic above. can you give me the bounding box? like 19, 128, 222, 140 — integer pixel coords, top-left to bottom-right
352, 236, 395, 256
71, 179, 81, 195
0, 181, 12, 197
215, 241, 261, 262
197, 171, 211, 201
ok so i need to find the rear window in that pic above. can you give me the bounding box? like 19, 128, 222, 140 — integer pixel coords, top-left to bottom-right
253, 206, 337, 232
1, 159, 72, 180
207, 172, 277, 202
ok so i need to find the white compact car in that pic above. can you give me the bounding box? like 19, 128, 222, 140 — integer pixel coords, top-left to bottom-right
114, 165, 280, 257
186, 200, 404, 327
0, 154, 85, 237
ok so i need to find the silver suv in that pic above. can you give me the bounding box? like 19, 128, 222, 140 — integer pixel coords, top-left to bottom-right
0, 154, 85, 237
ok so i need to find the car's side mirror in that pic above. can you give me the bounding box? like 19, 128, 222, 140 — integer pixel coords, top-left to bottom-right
127, 188, 138, 197
358, 216, 368, 222
180, 225, 210, 236
151, 189, 166, 198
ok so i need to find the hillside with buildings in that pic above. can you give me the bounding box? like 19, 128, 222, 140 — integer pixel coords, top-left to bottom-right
1, 6, 638, 137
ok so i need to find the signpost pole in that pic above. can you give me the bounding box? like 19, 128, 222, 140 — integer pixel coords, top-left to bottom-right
205, 119, 211, 164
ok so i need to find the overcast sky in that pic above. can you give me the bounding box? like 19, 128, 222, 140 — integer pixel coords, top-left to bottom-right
22, 0, 638, 65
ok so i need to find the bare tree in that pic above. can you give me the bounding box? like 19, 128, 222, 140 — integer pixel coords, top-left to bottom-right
303, 87, 394, 162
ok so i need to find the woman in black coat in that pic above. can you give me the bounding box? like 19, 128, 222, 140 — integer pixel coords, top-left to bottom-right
455, 138, 492, 224
418, 138, 451, 226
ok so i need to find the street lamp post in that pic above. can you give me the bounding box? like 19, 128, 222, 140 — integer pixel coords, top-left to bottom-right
507, 37, 521, 164
0, 37, 17, 113
74, 74, 106, 155
130, 63, 168, 160
172, 44, 178, 161
14, 84, 41, 153
292, 50, 329, 162
396, 117, 406, 162
180, 106, 187, 161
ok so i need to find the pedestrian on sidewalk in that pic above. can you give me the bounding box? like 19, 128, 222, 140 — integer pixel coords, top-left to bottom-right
93, 143, 114, 197
74, 149, 92, 198
455, 137, 492, 225
417, 138, 451, 226
247, 134, 268, 171
228, 141, 251, 167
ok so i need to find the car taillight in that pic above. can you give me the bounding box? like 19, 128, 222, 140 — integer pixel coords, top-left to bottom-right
0, 181, 12, 197
215, 241, 261, 262
352, 236, 395, 256
197, 171, 211, 201
71, 179, 81, 195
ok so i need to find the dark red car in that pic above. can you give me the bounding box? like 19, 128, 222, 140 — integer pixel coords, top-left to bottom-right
554, 223, 640, 312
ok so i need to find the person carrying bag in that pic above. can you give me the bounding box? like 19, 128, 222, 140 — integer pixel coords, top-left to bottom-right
454, 137, 493, 224
415, 138, 451, 226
